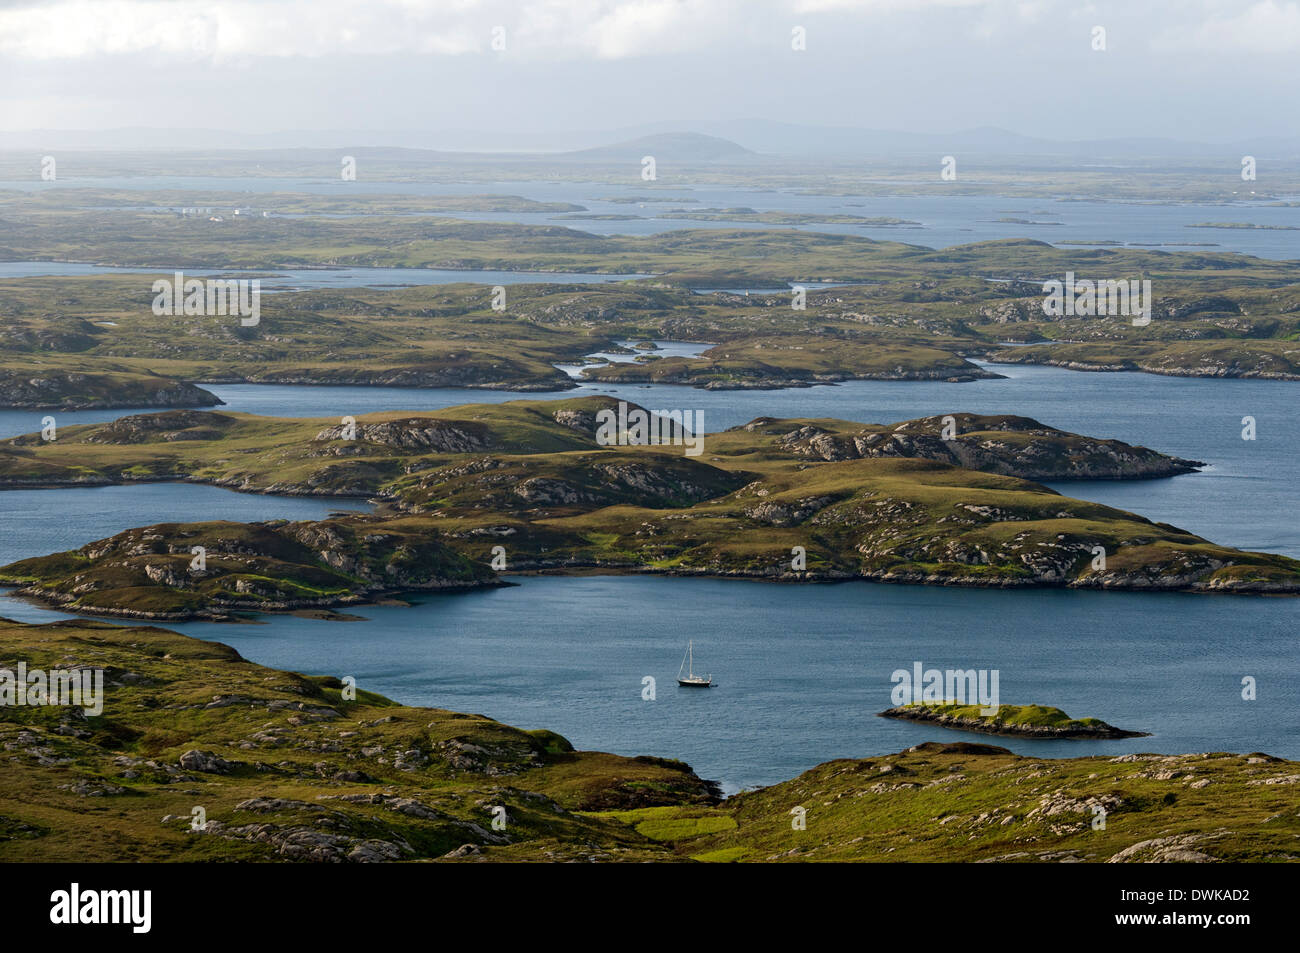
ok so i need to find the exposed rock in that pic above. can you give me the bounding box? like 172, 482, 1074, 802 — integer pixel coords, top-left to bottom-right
178, 749, 235, 774
83, 410, 234, 445
314, 418, 493, 453
775, 414, 1203, 480
1107, 832, 1226, 863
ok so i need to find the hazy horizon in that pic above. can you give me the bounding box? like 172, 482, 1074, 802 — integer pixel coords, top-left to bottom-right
2, 120, 1299, 158
2, 0, 1298, 147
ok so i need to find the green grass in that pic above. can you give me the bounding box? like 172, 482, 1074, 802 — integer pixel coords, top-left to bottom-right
689, 846, 752, 863
901, 703, 1106, 729
597, 742, 1300, 863
632, 815, 737, 841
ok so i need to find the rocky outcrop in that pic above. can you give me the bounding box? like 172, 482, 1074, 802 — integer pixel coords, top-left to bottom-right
772, 413, 1204, 480
83, 410, 236, 445
553, 408, 599, 432
314, 418, 493, 453
178, 749, 236, 773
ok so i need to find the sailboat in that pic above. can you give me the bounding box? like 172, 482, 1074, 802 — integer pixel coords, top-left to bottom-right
677, 640, 713, 688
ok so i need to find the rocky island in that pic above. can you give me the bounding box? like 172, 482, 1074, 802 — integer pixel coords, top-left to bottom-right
0, 363, 221, 411
0, 397, 1295, 620
878, 703, 1150, 739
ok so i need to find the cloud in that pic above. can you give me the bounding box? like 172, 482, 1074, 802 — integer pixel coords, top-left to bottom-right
564, 0, 742, 60
0, 0, 488, 59
1151, 0, 1300, 54
2, 1, 1297, 66
0, 0, 1048, 61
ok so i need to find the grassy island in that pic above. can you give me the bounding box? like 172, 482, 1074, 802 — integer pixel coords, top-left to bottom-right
0, 398, 1295, 620
878, 703, 1150, 739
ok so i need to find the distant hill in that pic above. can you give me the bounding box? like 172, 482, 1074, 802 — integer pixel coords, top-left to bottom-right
3, 123, 1297, 162
565, 132, 756, 162
585, 120, 1300, 161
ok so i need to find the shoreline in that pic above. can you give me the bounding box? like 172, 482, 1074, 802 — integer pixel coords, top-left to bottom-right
5, 558, 1295, 625
9, 350, 1300, 419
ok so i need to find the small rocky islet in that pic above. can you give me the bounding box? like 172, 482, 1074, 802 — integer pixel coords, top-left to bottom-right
878, 703, 1150, 739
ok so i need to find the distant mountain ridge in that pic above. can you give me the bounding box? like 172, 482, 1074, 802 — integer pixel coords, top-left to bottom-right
2, 122, 1297, 160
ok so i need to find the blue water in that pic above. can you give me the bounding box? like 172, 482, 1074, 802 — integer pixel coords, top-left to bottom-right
22, 362, 1279, 559
0, 483, 371, 566
1, 361, 1295, 556
5, 178, 1299, 258
0, 317, 1296, 788
3, 173, 1297, 799
555, 339, 713, 378
0, 261, 650, 290
8, 575, 1277, 794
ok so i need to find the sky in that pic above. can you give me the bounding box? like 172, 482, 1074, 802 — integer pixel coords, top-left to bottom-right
0, 0, 1297, 145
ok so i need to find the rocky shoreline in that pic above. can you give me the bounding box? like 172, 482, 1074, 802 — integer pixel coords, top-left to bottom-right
986, 353, 1300, 381
0, 372, 222, 410
7, 552, 1295, 626
192, 372, 578, 392
582, 365, 1003, 388
0, 575, 501, 622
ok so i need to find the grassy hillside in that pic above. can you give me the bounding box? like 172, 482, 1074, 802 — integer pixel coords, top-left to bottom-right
607, 742, 1300, 863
